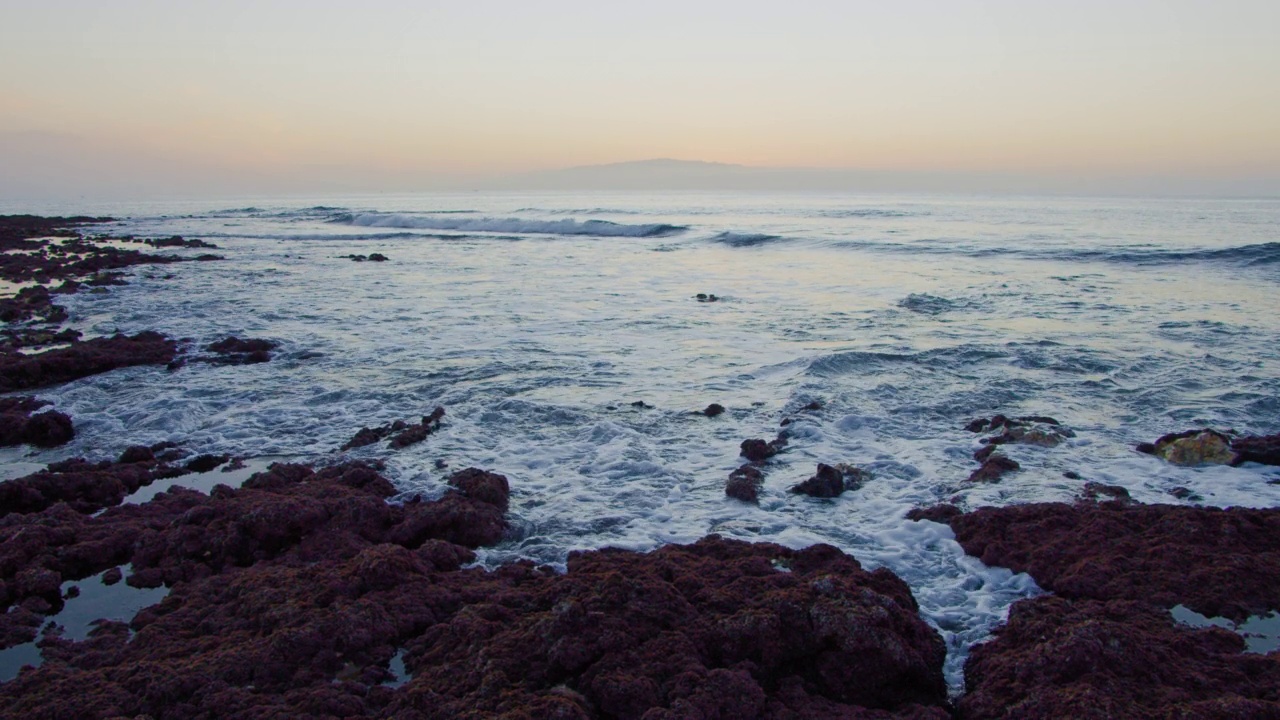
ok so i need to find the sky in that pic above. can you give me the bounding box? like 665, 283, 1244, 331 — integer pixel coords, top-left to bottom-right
2, 0, 1279, 198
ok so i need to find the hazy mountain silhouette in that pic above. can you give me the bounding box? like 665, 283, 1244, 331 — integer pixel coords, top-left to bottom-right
478, 158, 1280, 197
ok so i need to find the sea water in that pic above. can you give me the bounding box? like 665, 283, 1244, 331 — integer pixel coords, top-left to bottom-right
3, 191, 1279, 688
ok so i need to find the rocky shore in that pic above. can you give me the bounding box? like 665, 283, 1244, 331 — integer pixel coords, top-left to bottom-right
2, 215, 1279, 718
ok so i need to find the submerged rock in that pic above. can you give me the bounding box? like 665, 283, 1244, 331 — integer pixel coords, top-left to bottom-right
967, 454, 1020, 483
204, 336, 277, 365
703, 402, 725, 417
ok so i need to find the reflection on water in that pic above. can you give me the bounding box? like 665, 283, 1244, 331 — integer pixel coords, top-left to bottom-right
0, 565, 169, 682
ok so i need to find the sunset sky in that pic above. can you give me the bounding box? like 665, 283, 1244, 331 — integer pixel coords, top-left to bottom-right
2, 0, 1278, 197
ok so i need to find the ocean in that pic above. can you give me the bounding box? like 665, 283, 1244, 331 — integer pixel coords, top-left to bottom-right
3, 191, 1279, 688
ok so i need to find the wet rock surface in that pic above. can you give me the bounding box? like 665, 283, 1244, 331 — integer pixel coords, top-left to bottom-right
966, 454, 1019, 483
934, 501, 1280, 620
0, 443, 190, 518
725, 464, 764, 503
1136, 428, 1280, 467
0, 331, 178, 392
958, 596, 1280, 720
791, 463, 871, 498
342, 408, 446, 452
740, 433, 788, 463
0, 397, 74, 448
911, 500, 1280, 718
0, 455, 951, 719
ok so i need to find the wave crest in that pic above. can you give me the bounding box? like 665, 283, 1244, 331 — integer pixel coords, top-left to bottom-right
342, 213, 686, 238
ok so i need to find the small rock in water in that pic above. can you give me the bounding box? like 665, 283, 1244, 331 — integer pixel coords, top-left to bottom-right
185, 454, 229, 473
1138, 429, 1238, 466
968, 454, 1020, 483
1168, 486, 1203, 501
1080, 482, 1130, 502
694, 293, 719, 302
725, 464, 764, 503
740, 434, 787, 463
703, 403, 725, 417
1229, 433, 1280, 466
790, 463, 871, 498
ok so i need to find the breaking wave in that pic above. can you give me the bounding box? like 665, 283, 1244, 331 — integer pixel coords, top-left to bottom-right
709, 231, 785, 247
341, 213, 686, 238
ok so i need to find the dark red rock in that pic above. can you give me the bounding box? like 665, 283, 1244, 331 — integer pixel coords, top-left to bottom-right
905, 504, 962, 524
388, 407, 445, 449
740, 434, 787, 463
0, 397, 74, 447
0, 327, 80, 353
185, 454, 229, 473
966, 454, 1019, 483
0, 444, 949, 719
703, 403, 725, 417
934, 501, 1280, 621
0, 286, 67, 324
100, 567, 122, 585
789, 463, 868, 498
958, 596, 1280, 720
202, 336, 277, 365
206, 336, 277, 354
1079, 482, 1130, 502
1231, 432, 1280, 466
0, 537, 949, 719
144, 235, 217, 249
726, 464, 764, 503
446, 467, 510, 512
0, 331, 177, 392
0, 454, 188, 518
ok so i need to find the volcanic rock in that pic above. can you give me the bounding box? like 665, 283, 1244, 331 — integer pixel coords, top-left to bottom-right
725, 464, 764, 503
205, 336, 277, 365
1079, 482, 1130, 502
0, 331, 178, 392
389, 407, 446, 449
958, 595, 1280, 720
0, 450, 188, 518
0, 397, 74, 447
967, 454, 1020, 483
740, 434, 787, 463
703, 403, 725, 417
1136, 428, 1237, 465
0, 535, 949, 719
925, 500, 1280, 621
1230, 432, 1280, 466
791, 463, 872, 498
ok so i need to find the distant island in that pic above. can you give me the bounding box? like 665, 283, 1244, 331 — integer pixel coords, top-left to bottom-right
477, 158, 1279, 197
